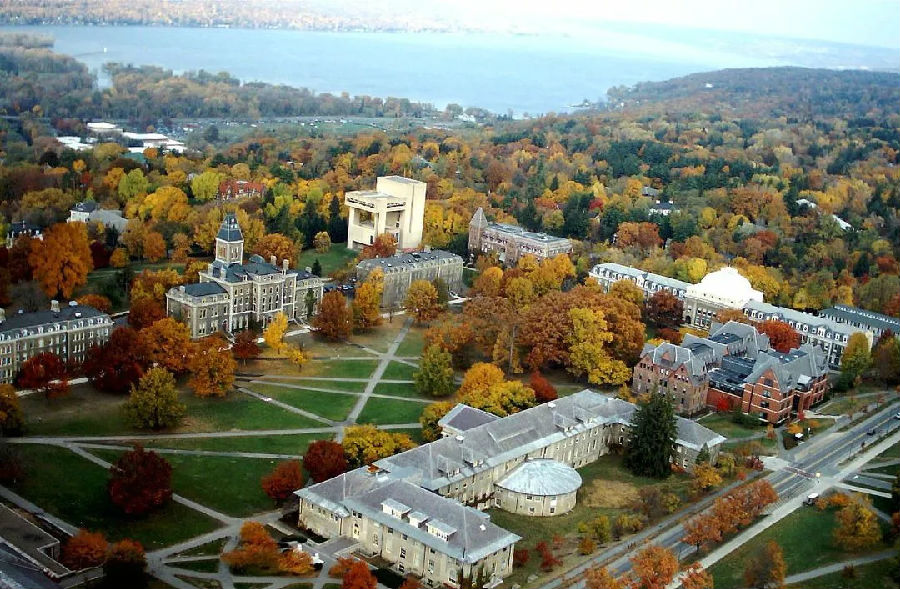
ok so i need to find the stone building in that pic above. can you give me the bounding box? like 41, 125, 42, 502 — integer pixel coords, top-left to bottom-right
743, 301, 865, 369
589, 262, 689, 300
297, 391, 723, 586
468, 208, 572, 265
493, 459, 582, 517
68, 201, 128, 234
0, 302, 113, 384
166, 214, 323, 338
819, 304, 900, 343
682, 268, 763, 329
355, 250, 464, 308
346, 176, 426, 251
5, 221, 43, 248
632, 342, 711, 416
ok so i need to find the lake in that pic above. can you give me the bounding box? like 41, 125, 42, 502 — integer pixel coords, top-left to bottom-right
2, 25, 778, 115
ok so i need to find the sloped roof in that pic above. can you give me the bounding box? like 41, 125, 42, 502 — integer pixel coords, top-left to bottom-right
820, 304, 900, 334
217, 213, 243, 242
640, 341, 708, 384
496, 459, 582, 496
0, 305, 109, 335
590, 263, 690, 292
182, 282, 227, 297
438, 404, 500, 433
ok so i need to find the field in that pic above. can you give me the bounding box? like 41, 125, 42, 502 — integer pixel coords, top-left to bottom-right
296, 243, 358, 278
786, 560, 899, 589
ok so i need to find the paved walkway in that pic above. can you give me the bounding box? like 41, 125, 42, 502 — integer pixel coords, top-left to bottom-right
781, 549, 897, 585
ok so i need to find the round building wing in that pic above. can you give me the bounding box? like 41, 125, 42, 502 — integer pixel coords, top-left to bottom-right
494, 459, 582, 516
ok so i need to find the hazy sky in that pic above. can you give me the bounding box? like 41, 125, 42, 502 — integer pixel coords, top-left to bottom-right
456, 0, 900, 49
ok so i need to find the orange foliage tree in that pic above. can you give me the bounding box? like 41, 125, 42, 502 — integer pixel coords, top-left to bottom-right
108, 445, 173, 515
222, 521, 280, 574
29, 222, 93, 298
680, 563, 713, 589
312, 291, 353, 341
254, 233, 298, 265
16, 352, 68, 398
61, 529, 108, 570
76, 293, 112, 313
261, 460, 304, 503
629, 545, 679, 589
304, 440, 348, 483
104, 539, 147, 586
757, 319, 800, 353
139, 317, 193, 374
342, 559, 377, 589
188, 334, 236, 397
584, 565, 625, 589
232, 330, 260, 365
359, 233, 396, 260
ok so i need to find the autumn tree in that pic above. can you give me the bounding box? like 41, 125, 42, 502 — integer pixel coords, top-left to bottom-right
458, 362, 505, 397
691, 463, 724, 495
398, 575, 423, 589
630, 545, 678, 589
312, 291, 353, 341
190, 170, 222, 201
342, 425, 416, 468
584, 566, 624, 589
76, 293, 112, 313
222, 521, 280, 574
61, 529, 108, 570
414, 345, 454, 398
128, 298, 166, 330
645, 290, 684, 330
681, 563, 714, 589
460, 380, 536, 417
566, 307, 630, 385
472, 266, 504, 297
353, 269, 383, 330
84, 327, 148, 393
313, 231, 331, 253
873, 330, 900, 385
833, 497, 883, 551
609, 279, 644, 307
617, 222, 662, 250
142, 230, 166, 263
233, 330, 260, 365
419, 401, 455, 442
0, 384, 24, 436
188, 335, 236, 397
342, 559, 377, 589
123, 367, 185, 430
108, 445, 173, 515
841, 332, 871, 385
529, 372, 558, 403
304, 440, 348, 483
261, 460, 303, 503
17, 352, 68, 398
104, 539, 147, 587
405, 280, 441, 324
682, 512, 723, 552
743, 540, 786, 589
29, 222, 93, 297
757, 319, 800, 353
624, 393, 677, 478
139, 317, 192, 374
359, 233, 397, 259
110, 247, 129, 268
255, 233, 297, 265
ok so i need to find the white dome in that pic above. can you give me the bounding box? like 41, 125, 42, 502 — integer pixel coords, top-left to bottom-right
496, 459, 582, 496
686, 267, 763, 307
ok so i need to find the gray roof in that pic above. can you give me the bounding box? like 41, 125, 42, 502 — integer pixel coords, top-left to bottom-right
5, 221, 42, 239
438, 404, 499, 433
217, 213, 243, 242
71, 201, 98, 213
496, 459, 582, 496
745, 345, 827, 390
207, 260, 318, 284
381, 175, 424, 185
86, 208, 127, 231
356, 250, 462, 274
299, 476, 518, 563
590, 263, 690, 293
0, 544, 62, 589
0, 305, 109, 336
485, 222, 571, 245
819, 305, 900, 334
375, 390, 724, 490
744, 301, 860, 338
182, 282, 227, 297
0, 505, 67, 579
640, 342, 709, 385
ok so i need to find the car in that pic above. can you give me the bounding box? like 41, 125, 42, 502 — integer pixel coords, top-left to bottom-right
894, 412, 900, 420
867, 428, 876, 436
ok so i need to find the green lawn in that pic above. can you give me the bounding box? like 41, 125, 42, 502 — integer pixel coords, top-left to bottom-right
357, 397, 426, 425
90, 449, 280, 518
250, 384, 357, 422
381, 361, 417, 381
709, 507, 888, 589
170, 558, 221, 573
296, 243, 358, 277
786, 559, 900, 589
262, 378, 367, 393
390, 427, 425, 443
182, 391, 326, 431
697, 413, 764, 439
373, 382, 422, 399
395, 328, 425, 357
877, 444, 900, 460
301, 359, 379, 379
112, 433, 328, 456
174, 538, 229, 558
13, 445, 221, 549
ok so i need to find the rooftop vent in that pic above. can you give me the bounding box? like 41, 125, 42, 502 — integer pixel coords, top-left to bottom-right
69, 301, 78, 307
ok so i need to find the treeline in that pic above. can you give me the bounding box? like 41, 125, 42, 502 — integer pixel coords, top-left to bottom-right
0, 35, 440, 124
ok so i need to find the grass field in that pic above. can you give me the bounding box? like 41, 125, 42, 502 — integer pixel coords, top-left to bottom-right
381, 361, 417, 381
250, 384, 357, 422
786, 559, 899, 589
395, 328, 425, 357
89, 448, 280, 518
709, 507, 885, 589
357, 397, 426, 425
373, 382, 421, 399
697, 413, 764, 439
259, 378, 367, 393
180, 391, 326, 431
13, 445, 221, 549
109, 433, 328, 456
296, 243, 358, 278
300, 359, 378, 379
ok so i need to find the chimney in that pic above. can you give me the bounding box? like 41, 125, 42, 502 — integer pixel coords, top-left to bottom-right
282, 259, 289, 273
270, 255, 277, 266
0, 308, 5, 323
423, 245, 431, 253
306, 266, 312, 273
51, 300, 60, 313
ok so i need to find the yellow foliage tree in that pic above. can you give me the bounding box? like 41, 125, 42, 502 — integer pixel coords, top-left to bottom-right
29, 222, 93, 298
342, 425, 416, 468
458, 362, 505, 397
404, 280, 441, 324
353, 269, 383, 330
566, 307, 629, 385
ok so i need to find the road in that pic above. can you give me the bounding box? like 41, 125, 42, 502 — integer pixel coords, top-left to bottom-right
539, 403, 900, 589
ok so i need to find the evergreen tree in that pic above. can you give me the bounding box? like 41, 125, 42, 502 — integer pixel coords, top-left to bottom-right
327, 195, 347, 243
624, 393, 677, 478
311, 259, 323, 277
695, 443, 710, 464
